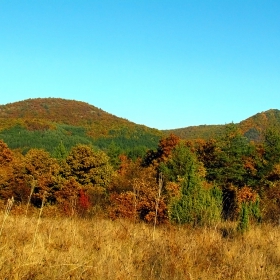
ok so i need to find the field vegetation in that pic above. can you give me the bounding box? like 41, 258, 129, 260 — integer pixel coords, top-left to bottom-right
0, 205, 279, 280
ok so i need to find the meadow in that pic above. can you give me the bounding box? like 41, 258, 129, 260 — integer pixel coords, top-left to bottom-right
0, 205, 279, 280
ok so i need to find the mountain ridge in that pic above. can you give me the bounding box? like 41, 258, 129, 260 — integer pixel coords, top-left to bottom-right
165, 109, 280, 141
0, 98, 279, 153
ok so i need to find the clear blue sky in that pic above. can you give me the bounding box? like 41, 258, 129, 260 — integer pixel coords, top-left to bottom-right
0, 1, 279, 129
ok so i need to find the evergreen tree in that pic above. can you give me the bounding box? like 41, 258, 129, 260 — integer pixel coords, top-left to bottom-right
53, 141, 68, 161
237, 203, 249, 233
161, 144, 222, 226
217, 124, 250, 187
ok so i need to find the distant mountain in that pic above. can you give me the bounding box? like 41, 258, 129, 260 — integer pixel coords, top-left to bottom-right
165, 109, 280, 142
239, 109, 280, 141
0, 98, 163, 155
0, 98, 279, 155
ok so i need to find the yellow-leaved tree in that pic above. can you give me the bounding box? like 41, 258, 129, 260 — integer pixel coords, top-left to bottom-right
64, 144, 113, 211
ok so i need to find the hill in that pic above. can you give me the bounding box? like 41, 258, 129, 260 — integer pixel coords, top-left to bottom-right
0, 98, 279, 155
165, 109, 280, 142
163, 124, 225, 140
239, 109, 280, 141
0, 98, 163, 155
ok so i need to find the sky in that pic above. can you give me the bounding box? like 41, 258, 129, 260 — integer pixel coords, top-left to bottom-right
0, 1, 279, 130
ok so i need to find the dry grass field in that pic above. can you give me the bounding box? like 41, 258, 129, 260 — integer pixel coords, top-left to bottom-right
0, 206, 279, 280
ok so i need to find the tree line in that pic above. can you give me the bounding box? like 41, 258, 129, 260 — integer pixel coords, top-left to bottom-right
0, 123, 280, 230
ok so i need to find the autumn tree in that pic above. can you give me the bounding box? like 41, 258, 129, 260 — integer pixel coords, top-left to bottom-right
55, 177, 82, 216
143, 133, 180, 166
23, 149, 60, 206
64, 144, 113, 208
109, 157, 168, 223
0, 140, 16, 199
195, 138, 222, 182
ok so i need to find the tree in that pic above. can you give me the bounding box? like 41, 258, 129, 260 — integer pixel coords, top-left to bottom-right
0, 140, 16, 199
262, 127, 280, 179
195, 138, 222, 182
0, 140, 14, 165
106, 141, 122, 170
237, 203, 249, 233
161, 143, 222, 226
160, 142, 206, 182
65, 144, 113, 207
216, 124, 251, 187
23, 149, 60, 206
109, 158, 168, 223
143, 134, 180, 166
53, 141, 68, 162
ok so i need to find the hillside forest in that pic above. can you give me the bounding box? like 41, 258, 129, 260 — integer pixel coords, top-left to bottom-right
1, 122, 280, 230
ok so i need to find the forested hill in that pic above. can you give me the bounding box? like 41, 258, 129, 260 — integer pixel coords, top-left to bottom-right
0, 98, 163, 155
165, 109, 280, 142
0, 98, 147, 130
0, 98, 279, 155
239, 109, 280, 141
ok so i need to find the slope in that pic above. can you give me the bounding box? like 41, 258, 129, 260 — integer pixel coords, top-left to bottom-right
0, 98, 163, 155
165, 109, 280, 142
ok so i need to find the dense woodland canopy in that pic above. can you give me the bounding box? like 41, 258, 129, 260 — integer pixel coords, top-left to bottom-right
1, 125, 280, 228
1, 98, 280, 229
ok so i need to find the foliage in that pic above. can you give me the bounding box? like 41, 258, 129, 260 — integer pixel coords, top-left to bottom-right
52, 140, 68, 161
162, 144, 222, 226
216, 124, 252, 186
77, 189, 91, 217
0, 124, 94, 154
0, 98, 163, 159
24, 149, 60, 206
169, 178, 222, 227
55, 177, 81, 216
164, 124, 225, 140
166, 109, 280, 142
143, 133, 180, 166
236, 186, 261, 233
0, 140, 17, 200
239, 109, 280, 141
1, 103, 280, 226
260, 181, 280, 224
160, 142, 205, 182
263, 127, 280, 177
64, 144, 113, 209
65, 144, 113, 187
237, 203, 249, 233
109, 158, 168, 223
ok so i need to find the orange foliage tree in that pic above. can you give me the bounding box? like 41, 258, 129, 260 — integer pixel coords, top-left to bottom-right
109, 156, 168, 223
143, 133, 180, 166
0, 140, 16, 200
23, 149, 60, 206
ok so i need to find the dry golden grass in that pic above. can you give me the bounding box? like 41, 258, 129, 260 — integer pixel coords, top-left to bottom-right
0, 206, 279, 279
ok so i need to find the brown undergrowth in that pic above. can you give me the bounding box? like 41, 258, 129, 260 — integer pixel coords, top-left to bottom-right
0, 206, 279, 279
